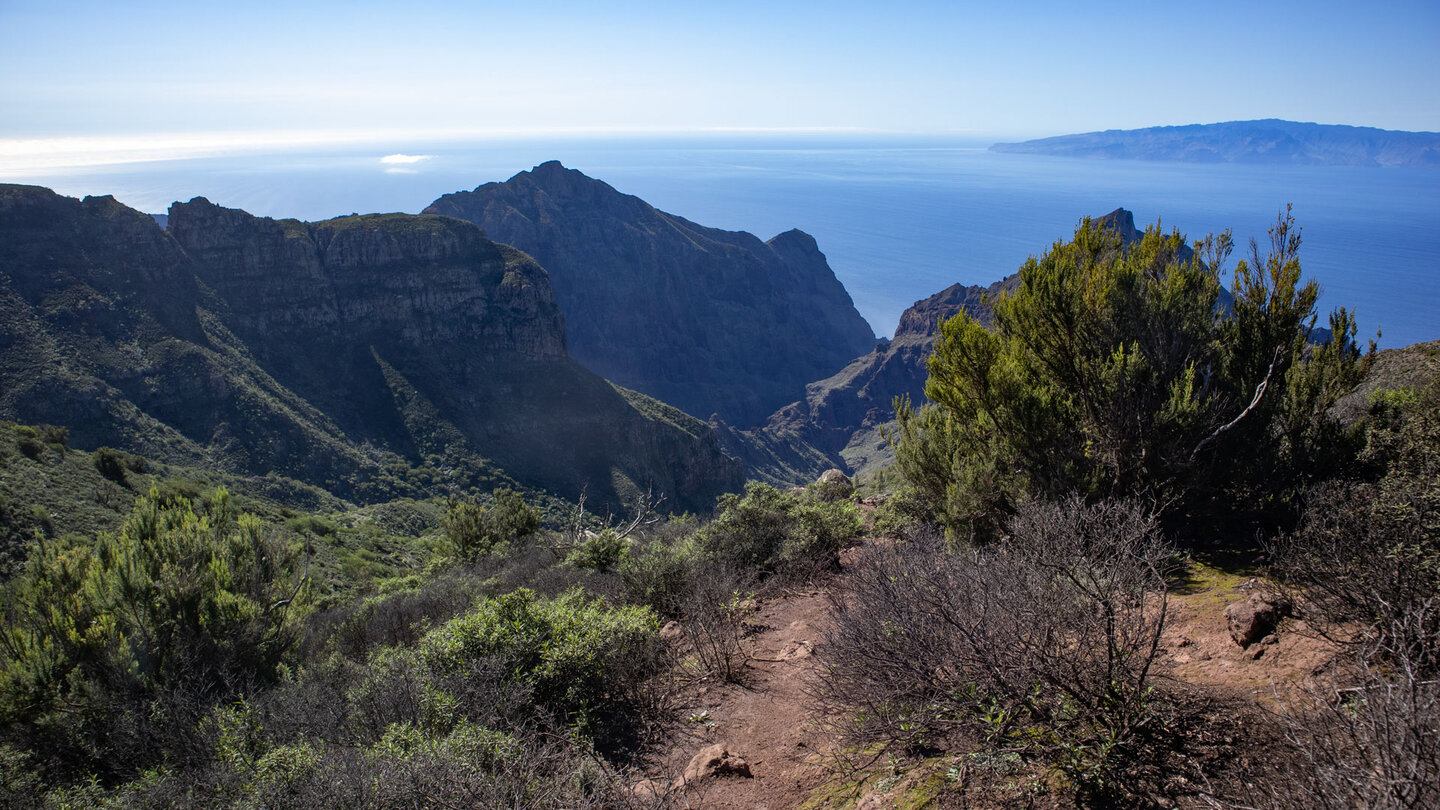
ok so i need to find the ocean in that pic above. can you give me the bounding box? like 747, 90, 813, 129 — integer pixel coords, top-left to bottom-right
12, 135, 1439, 347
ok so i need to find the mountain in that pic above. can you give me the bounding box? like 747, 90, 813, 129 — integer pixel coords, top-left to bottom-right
991, 120, 1440, 167
0, 184, 741, 512
424, 161, 877, 427
716, 275, 1015, 482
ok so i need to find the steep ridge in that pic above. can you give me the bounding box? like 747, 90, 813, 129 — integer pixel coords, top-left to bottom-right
0, 184, 741, 511
424, 161, 877, 427
714, 276, 1013, 482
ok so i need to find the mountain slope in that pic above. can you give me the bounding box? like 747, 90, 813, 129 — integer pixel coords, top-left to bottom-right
424, 161, 877, 426
0, 185, 741, 511
991, 119, 1440, 167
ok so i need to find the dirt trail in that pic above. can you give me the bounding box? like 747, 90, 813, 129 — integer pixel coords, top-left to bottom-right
639, 547, 1336, 809
647, 582, 839, 809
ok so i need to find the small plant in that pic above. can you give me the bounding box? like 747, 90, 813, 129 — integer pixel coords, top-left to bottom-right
564, 528, 625, 573
92, 447, 128, 484
443, 488, 540, 560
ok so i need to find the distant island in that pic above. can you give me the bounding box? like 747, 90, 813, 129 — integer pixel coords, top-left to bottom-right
991, 119, 1440, 167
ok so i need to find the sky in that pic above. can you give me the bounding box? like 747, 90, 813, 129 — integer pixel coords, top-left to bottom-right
1, 0, 1438, 169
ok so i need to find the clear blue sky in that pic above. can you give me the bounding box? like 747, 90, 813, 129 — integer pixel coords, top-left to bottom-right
2, 0, 1438, 165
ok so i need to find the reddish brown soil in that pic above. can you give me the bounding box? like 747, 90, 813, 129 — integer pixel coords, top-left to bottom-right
644, 583, 837, 809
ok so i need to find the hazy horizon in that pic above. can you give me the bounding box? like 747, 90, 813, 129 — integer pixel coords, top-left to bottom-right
3, 0, 1438, 176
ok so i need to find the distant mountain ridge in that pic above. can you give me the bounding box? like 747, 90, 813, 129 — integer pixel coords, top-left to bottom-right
424, 161, 877, 427
0, 184, 741, 511
992, 119, 1440, 167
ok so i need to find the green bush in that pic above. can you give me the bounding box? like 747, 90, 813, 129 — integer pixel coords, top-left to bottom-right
14, 426, 42, 460
0, 487, 308, 777
37, 425, 67, 448
564, 528, 626, 573
901, 210, 1370, 540
92, 447, 128, 484
419, 588, 662, 734
697, 482, 861, 577
443, 488, 541, 560
618, 535, 699, 616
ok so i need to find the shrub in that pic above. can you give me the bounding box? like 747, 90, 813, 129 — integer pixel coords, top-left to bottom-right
14, 427, 43, 460
419, 588, 662, 735
1264, 382, 1440, 808
618, 534, 699, 617
901, 210, 1370, 540
697, 482, 861, 578
1268, 646, 1440, 810
1272, 381, 1440, 672
680, 562, 756, 683
0, 487, 308, 778
442, 487, 541, 560
564, 528, 626, 573
92, 447, 128, 484
815, 496, 1174, 794
37, 425, 67, 448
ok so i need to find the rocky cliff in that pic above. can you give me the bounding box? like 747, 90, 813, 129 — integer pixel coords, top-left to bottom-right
0, 184, 741, 511
424, 161, 877, 426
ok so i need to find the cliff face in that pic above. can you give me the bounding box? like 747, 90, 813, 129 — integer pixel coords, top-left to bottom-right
0, 184, 740, 510
721, 276, 1013, 482
424, 161, 877, 427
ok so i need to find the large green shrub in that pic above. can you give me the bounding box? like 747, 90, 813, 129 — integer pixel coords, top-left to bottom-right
899, 210, 1369, 540
419, 588, 662, 733
0, 487, 307, 776
695, 482, 861, 577
442, 487, 541, 560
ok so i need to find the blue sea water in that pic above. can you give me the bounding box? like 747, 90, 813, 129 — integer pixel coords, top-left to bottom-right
14, 136, 1439, 347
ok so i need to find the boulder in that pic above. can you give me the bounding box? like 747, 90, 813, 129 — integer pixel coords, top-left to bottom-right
680, 743, 752, 784
813, 468, 854, 502
1224, 591, 1292, 648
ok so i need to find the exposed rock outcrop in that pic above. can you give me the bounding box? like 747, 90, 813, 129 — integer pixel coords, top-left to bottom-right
1224, 591, 1293, 648
425, 161, 877, 427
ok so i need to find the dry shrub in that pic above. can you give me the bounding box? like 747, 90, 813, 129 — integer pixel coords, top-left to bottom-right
680, 563, 756, 683
814, 496, 1174, 794
1266, 620, 1440, 810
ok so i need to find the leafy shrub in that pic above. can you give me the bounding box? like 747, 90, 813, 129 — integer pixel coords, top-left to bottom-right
443, 487, 541, 560
564, 528, 626, 573
1273, 381, 1440, 672
92, 447, 128, 484
0, 487, 308, 778
37, 425, 67, 448
697, 482, 861, 578
618, 534, 700, 617
900, 211, 1370, 540
285, 514, 338, 537
815, 497, 1174, 795
419, 588, 662, 735
1264, 382, 1440, 808
13, 426, 42, 460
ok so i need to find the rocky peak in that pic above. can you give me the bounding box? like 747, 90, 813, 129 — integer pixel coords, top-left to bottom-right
424, 164, 876, 426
